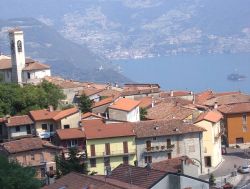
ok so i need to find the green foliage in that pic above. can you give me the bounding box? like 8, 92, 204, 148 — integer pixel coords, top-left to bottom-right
78, 94, 94, 113
0, 73, 4, 83
55, 148, 88, 178
140, 107, 148, 120
0, 81, 65, 116
209, 173, 216, 186
60, 104, 75, 110
0, 155, 41, 189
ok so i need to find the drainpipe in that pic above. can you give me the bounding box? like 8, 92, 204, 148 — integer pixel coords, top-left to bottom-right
199, 132, 203, 174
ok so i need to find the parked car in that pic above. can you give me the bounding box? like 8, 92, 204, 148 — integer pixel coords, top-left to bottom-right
238, 165, 250, 174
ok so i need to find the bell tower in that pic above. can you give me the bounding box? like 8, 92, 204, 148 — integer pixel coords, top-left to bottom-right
9, 29, 26, 84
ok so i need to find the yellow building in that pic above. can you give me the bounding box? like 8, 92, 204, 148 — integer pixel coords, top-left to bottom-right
195, 110, 223, 168
84, 122, 136, 175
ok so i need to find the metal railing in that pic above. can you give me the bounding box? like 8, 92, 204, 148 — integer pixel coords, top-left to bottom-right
144, 144, 175, 153
89, 149, 136, 158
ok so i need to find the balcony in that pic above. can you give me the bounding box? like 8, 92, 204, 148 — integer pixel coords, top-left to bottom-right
89, 149, 136, 158
37, 131, 55, 139
144, 144, 175, 153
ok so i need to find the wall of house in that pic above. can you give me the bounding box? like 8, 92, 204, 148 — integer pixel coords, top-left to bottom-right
123, 92, 160, 100
109, 107, 139, 122
86, 136, 136, 175
35, 120, 56, 139
226, 112, 250, 145
8, 125, 34, 139
195, 120, 222, 168
22, 69, 51, 83
92, 104, 110, 115
0, 70, 12, 82
59, 112, 81, 129
89, 94, 100, 102
136, 133, 204, 174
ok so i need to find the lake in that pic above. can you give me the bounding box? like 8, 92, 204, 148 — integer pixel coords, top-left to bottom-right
115, 54, 250, 93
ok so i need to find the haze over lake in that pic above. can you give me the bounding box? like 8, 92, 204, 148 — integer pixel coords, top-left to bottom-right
116, 54, 250, 93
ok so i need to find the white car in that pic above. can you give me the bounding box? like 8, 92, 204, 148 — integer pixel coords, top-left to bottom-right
238, 166, 250, 174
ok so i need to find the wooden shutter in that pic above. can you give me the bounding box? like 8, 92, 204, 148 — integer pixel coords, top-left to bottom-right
123, 141, 128, 153
105, 143, 110, 155
90, 144, 95, 157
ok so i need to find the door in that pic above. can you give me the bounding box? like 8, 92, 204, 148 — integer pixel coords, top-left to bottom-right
26, 125, 31, 134
123, 141, 128, 153
146, 140, 151, 150
90, 145, 96, 157
105, 143, 110, 155
49, 124, 53, 132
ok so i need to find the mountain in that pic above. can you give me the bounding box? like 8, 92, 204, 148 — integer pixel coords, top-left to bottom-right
0, 18, 130, 83
0, 0, 250, 60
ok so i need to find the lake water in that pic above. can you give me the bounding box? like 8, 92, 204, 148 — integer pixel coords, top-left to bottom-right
115, 54, 250, 93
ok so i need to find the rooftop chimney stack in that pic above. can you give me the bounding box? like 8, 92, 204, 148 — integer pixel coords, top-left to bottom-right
214, 102, 218, 109
170, 90, 174, 97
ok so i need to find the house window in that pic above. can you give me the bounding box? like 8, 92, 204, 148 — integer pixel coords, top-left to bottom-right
64, 125, 70, 129
144, 156, 152, 164
243, 113, 247, 132
49, 166, 53, 171
123, 156, 129, 165
167, 139, 171, 147
90, 144, 96, 157
146, 140, 151, 150
167, 152, 172, 159
26, 125, 31, 134
236, 137, 244, 144
27, 72, 31, 79
31, 154, 35, 160
105, 143, 110, 155
68, 140, 77, 148
41, 167, 46, 178
153, 137, 157, 140
104, 157, 110, 167
15, 126, 20, 132
123, 141, 128, 153
42, 124, 47, 130
49, 124, 53, 132
90, 159, 96, 167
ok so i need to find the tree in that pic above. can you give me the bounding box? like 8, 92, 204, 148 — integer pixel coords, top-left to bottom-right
209, 173, 216, 186
78, 94, 94, 113
0, 155, 41, 189
140, 107, 148, 120
55, 148, 88, 178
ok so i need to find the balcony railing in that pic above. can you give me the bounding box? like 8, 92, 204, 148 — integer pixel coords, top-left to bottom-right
89, 149, 136, 158
144, 144, 175, 153
37, 131, 55, 139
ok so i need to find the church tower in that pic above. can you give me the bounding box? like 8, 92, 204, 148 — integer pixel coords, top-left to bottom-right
9, 29, 26, 84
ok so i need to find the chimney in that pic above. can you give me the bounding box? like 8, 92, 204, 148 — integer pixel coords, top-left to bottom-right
214, 102, 218, 109
170, 90, 174, 97
151, 97, 155, 108
192, 93, 195, 104
5, 115, 11, 123
48, 105, 54, 112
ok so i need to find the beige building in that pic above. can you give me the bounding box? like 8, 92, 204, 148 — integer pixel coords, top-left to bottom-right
0, 138, 61, 180
29, 107, 81, 139
195, 110, 223, 168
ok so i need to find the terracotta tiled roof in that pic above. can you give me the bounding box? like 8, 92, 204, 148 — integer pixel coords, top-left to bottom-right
84, 122, 135, 140
23, 61, 50, 71
194, 111, 223, 123
108, 164, 166, 189
161, 91, 192, 98
146, 102, 195, 121
97, 89, 121, 98
0, 138, 59, 154
214, 91, 241, 97
132, 119, 205, 138
5, 115, 34, 127
93, 97, 114, 108
82, 119, 105, 127
109, 98, 140, 112
42, 172, 140, 189
56, 128, 85, 140
82, 112, 103, 119
151, 156, 194, 173
218, 102, 250, 114
29, 109, 60, 121
29, 108, 79, 121
53, 107, 79, 121
139, 97, 153, 109
122, 88, 160, 96
0, 58, 12, 70
124, 83, 160, 89
204, 93, 250, 107
195, 90, 214, 105
78, 88, 104, 97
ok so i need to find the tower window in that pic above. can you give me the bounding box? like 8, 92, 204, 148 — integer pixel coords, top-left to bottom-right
17, 40, 22, 52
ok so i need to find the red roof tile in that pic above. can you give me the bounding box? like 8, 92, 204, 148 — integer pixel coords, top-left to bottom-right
0, 58, 12, 70
194, 111, 223, 123
84, 123, 135, 140
139, 97, 153, 109
53, 107, 79, 121
218, 102, 250, 114
132, 119, 205, 138
56, 128, 85, 140
0, 138, 60, 154
108, 164, 166, 189
109, 98, 140, 112
195, 90, 214, 105
151, 156, 194, 173
82, 112, 103, 119
82, 119, 105, 127
5, 115, 34, 127
93, 97, 114, 108
23, 61, 50, 71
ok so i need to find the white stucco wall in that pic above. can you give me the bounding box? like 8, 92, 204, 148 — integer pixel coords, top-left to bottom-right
109, 107, 140, 122
22, 69, 51, 83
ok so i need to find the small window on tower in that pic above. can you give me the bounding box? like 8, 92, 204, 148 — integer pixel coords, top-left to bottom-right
27, 72, 31, 79
17, 40, 22, 52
